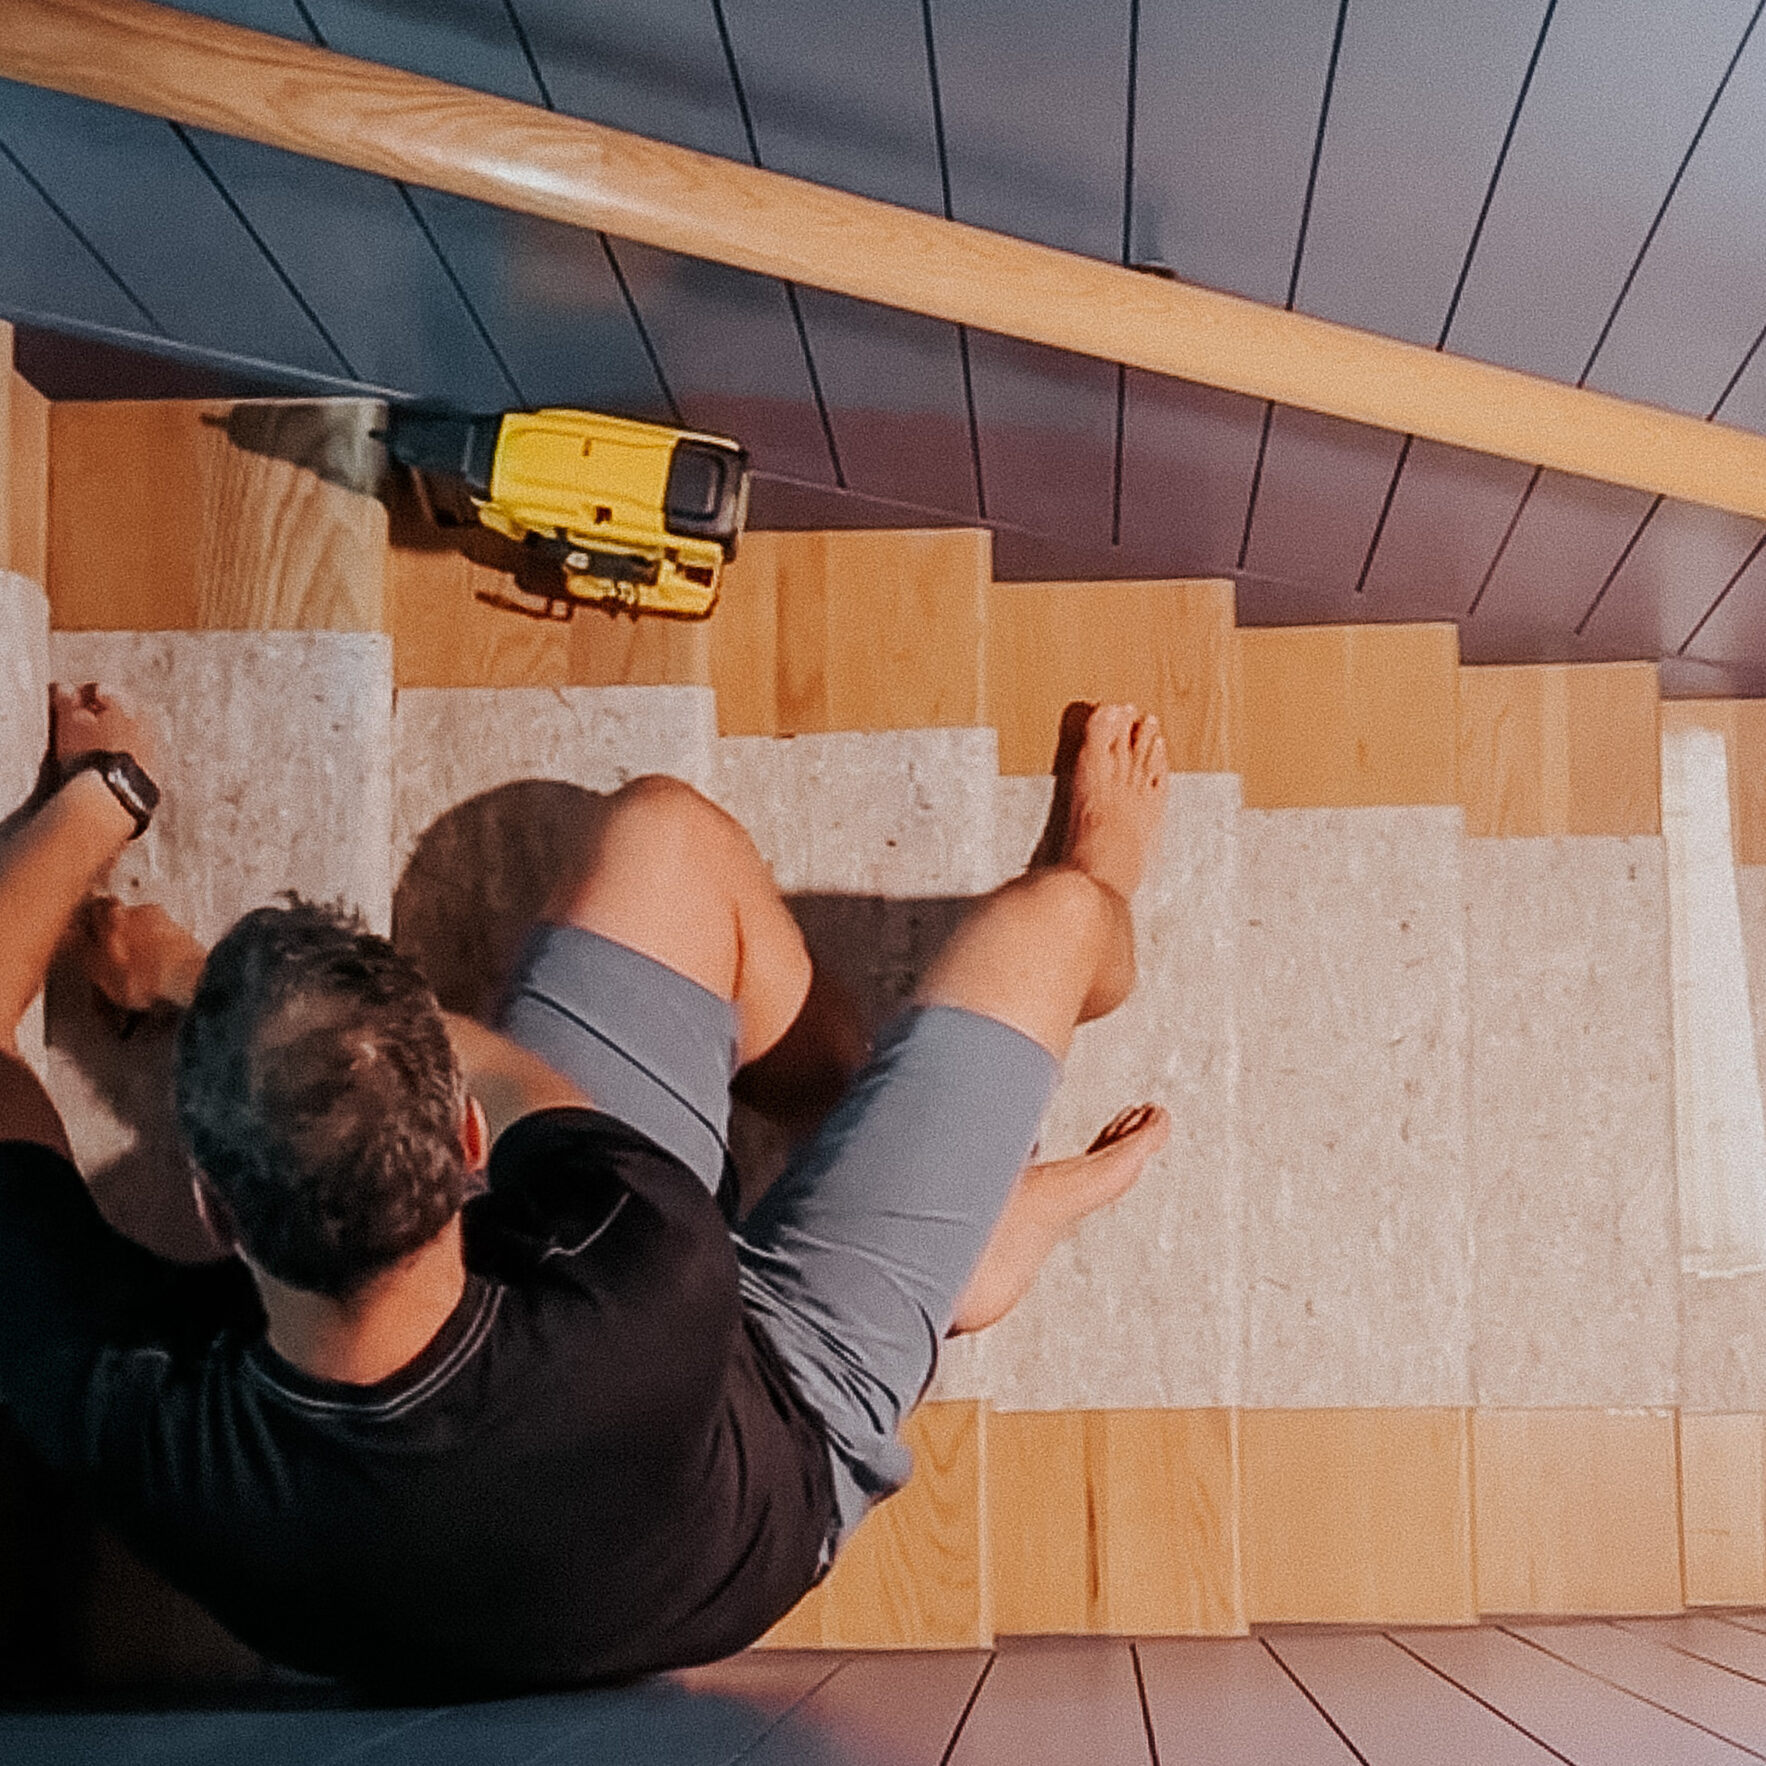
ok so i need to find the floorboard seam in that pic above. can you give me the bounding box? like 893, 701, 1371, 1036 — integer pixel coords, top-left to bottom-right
1501, 1625, 1766, 1760
1383, 1633, 1580, 1766
1260, 1636, 1371, 1766
936, 1650, 997, 1766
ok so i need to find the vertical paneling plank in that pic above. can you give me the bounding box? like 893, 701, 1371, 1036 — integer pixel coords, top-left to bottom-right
174, 130, 520, 408
1681, 1414, 1766, 1607
709, 530, 988, 736
1472, 1409, 1684, 1615
1457, 662, 1660, 836
1238, 1409, 1476, 1625
720, 0, 978, 518
1089, 1410, 1243, 1636
707, 532, 783, 737
985, 579, 1236, 775
816, 1401, 990, 1649
987, 1411, 1089, 1635
568, 607, 711, 689
0, 123, 155, 337
0, 82, 343, 378
1242, 0, 1548, 610
1662, 701, 1766, 867
48, 400, 384, 634
9, 367, 49, 585
931, 0, 1129, 558
1237, 624, 1459, 809
383, 522, 569, 690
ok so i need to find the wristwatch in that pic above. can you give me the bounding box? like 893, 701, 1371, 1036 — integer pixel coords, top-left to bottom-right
61, 750, 160, 840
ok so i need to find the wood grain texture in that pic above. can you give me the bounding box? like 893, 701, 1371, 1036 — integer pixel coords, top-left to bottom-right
712, 530, 988, 737
815, 1401, 990, 1649
8, 370, 50, 586
1458, 662, 1661, 836
49, 399, 384, 633
1472, 1409, 1684, 1615
1680, 1414, 1766, 1608
1237, 624, 1459, 808
384, 532, 569, 689
985, 579, 1236, 775
1662, 701, 1766, 866
17, 4, 1766, 522
988, 1410, 1243, 1636
1238, 1408, 1476, 1625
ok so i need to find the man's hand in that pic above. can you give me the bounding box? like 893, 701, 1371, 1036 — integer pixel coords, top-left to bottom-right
51, 682, 158, 778
78, 897, 207, 1014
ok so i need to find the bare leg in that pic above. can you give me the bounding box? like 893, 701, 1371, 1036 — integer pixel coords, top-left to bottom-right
913, 703, 1167, 1059
950, 1104, 1170, 1334
917, 702, 1171, 1330
544, 774, 862, 1101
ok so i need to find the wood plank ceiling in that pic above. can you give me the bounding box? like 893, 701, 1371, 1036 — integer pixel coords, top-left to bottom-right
6, 0, 1766, 690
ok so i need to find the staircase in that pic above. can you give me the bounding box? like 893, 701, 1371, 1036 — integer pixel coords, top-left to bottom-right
8, 373, 1766, 1684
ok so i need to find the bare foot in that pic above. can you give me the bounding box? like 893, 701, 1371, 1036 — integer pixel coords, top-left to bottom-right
1055, 704, 1168, 899
949, 1101, 1172, 1335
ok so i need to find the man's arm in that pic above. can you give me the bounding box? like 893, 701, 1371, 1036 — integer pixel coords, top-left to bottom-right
442, 1012, 588, 1149
0, 684, 157, 1153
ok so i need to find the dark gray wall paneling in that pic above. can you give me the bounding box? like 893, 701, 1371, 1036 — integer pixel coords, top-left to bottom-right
300, 0, 542, 102
966, 334, 1118, 553
510, 0, 838, 482
272, 0, 673, 417
1357, 442, 1538, 618
1457, 472, 1657, 663
1115, 373, 1264, 577
1123, 0, 1339, 595
1447, 0, 1758, 383
607, 241, 838, 482
513, 0, 750, 160
0, 143, 157, 336
178, 130, 520, 404
931, 0, 1131, 556
397, 193, 674, 416
1293, 0, 1548, 348
1580, 8, 1766, 422
1390, 0, 1759, 644
1578, 500, 1763, 659
720, 0, 978, 514
0, 81, 344, 378
1243, 0, 1548, 612
1239, 407, 1410, 623
1682, 541, 1766, 670
1130, 0, 1337, 303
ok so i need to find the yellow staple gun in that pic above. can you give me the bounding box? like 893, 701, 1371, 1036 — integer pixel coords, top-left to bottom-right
386, 407, 750, 619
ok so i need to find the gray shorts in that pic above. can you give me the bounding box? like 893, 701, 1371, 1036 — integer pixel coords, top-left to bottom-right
500, 924, 1057, 1549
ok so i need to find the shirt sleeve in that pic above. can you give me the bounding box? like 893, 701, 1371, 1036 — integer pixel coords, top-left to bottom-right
0, 1140, 253, 1471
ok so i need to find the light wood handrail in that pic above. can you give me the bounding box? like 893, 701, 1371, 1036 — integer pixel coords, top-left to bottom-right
9, 0, 1766, 521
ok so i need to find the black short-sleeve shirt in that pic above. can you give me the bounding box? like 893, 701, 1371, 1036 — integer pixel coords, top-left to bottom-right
0, 1109, 833, 1695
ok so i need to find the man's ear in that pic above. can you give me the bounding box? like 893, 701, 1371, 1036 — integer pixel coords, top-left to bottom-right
190, 1174, 240, 1255
461, 1095, 490, 1175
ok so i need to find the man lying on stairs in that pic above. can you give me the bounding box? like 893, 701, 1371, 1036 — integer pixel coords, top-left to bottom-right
0, 682, 1172, 1695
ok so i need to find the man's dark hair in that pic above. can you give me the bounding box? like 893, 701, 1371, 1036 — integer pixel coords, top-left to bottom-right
175, 898, 466, 1299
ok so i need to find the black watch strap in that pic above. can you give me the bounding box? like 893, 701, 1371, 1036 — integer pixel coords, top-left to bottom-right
62, 750, 160, 840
